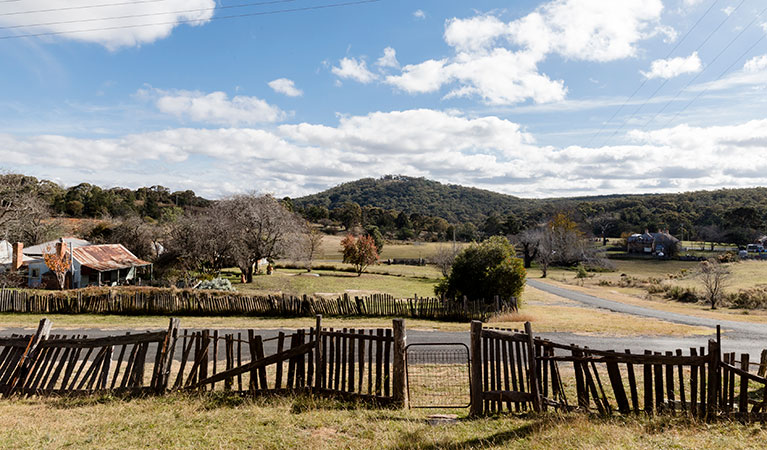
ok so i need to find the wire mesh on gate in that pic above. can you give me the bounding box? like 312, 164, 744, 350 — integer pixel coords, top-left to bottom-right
405, 343, 471, 408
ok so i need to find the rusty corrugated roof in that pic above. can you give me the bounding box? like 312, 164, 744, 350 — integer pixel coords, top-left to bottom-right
72, 244, 151, 272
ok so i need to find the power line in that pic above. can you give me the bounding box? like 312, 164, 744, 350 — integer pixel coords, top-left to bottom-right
0, 0, 300, 30
0, 0, 170, 17
585, 0, 721, 147
658, 32, 767, 130
596, 0, 748, 147
638, 3, 767, 131
0, 0, 383, 41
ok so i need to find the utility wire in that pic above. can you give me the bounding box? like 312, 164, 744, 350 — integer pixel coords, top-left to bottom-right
585, 0, 721, 147
0, 0, 170, 17
659, 33, 767, 130
0, 0, 299, 30
0, 0, 383, 41
637, 3, 767, 131
598, 0, 747, 146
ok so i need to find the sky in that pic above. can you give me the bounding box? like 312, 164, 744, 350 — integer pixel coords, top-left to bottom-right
2, 0, 767, 199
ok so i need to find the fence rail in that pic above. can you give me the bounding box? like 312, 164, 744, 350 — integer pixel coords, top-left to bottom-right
0, 289, 515, 321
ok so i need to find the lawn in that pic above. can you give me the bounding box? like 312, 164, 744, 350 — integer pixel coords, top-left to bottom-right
1, 393, 764, 449
313, 235, 467, 262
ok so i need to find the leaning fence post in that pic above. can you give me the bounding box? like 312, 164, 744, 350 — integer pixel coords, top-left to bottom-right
706, 338, 720, 421
470, 320, 483, 416
525, 321, 543, 412
314, 314, 323, 390
157, 317, 180, 392
7, 318, 52, 395
392, 319, 407, 408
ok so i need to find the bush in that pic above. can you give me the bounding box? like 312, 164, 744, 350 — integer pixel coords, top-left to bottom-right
439, 236, 526, 302
665, 285, 699, 303
197, 278, 235, 291
575, 264, 588, 279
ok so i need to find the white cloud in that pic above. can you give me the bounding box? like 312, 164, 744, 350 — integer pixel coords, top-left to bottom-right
642, 52, 702, 79
722, 6, 735, 16
139, 88, 285, 126
331, 57, 378, 83
382, 0, 663, 105
6, 108, 767, 198
744, 55, 767, 73
268, 78, 303, 97
0, 0, 215, 51
413, 10, 426, 20
376, 47, 399, 69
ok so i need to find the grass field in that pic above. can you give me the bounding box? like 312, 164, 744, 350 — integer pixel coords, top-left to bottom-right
1, 393, 764, 449
314, 235, 467, 261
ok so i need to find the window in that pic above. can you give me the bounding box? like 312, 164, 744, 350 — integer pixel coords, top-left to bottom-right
31, 268, 40, 278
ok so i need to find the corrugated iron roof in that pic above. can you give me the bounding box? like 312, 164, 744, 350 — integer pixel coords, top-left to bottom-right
23, 237, 91, 256
72, 244, 151, 272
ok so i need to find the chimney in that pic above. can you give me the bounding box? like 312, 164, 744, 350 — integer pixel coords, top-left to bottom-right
56, 238, 66, 259
12, 242, 23, 271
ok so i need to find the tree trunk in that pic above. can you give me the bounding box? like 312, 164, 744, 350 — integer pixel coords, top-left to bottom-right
602, 234, 607, 246
541, 264, 548, 278
246, 264, 254, 283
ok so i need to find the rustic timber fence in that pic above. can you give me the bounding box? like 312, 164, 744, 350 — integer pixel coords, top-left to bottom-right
469, 321, 767, 421
0, 288, 515, 321
0, 316, 407, 406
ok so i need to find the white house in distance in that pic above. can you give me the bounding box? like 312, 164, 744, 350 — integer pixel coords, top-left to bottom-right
2, 237, 152, 289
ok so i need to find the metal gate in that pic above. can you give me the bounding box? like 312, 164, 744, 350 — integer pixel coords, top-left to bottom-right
405, 343, 471, 408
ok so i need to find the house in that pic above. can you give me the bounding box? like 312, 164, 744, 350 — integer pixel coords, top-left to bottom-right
627, 229, 680, 256
8, 238, 152, 289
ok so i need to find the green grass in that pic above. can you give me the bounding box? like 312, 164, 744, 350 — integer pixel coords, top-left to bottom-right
315, 235, 467, 261
222, 267, 440, 298
1, 393, 765, 449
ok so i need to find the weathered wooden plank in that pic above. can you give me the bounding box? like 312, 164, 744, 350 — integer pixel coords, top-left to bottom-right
739, 354, 750, 414
606, 354, 630, 414
665, 351, 676, 413
275, 332, 285, 389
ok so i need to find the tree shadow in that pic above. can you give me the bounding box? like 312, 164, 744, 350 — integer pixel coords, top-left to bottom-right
389, 421, 538, 450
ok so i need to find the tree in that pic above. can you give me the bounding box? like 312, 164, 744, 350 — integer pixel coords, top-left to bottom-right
589, 213, 616, 246
0, 173, 49, 241
512, 228, 541, 269
300, 224, 325, 272
432, 244, 459, 277
364, 225, 385, 252
699, 259, 730, 309
441, 236, 526, 301
341, 234, 379, 276
218, 194, 300, 283
42, 242, 70, 290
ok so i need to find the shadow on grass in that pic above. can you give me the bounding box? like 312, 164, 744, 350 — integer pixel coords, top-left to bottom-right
390, 421, 538, 450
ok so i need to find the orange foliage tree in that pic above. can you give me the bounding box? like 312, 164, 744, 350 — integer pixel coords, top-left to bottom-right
43, 245, 71, 290
341, 234, 378, 276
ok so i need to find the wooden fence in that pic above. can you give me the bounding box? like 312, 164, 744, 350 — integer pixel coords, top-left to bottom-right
470, 321, 767, 421
0, 316, 407, 407
0, 289, 515, 321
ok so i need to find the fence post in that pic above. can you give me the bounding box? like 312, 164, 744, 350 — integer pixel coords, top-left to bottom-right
7, 318, 52, 395
314, 314, 323, 390
156, 317, 180, 392
470, 320, 483, 416
524, 321, 543, 412
392, 319, 407, 408
706, 338, 720, 421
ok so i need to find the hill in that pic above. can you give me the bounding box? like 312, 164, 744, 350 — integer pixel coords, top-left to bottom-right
293, 175, 541, 223
294, 176, 767, 244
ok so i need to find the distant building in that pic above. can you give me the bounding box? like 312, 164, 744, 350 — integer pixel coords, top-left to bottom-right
627, 229, 679, 256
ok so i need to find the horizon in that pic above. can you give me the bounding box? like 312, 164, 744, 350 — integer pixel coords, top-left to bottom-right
3, 1, 767, 199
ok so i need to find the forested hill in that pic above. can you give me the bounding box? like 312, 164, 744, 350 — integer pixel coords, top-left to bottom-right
293, 176, 539, 223
293, 176, 767, 243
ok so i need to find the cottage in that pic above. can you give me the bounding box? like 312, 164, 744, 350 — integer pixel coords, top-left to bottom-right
5, 238, 152, 288
627, 229, 679, 256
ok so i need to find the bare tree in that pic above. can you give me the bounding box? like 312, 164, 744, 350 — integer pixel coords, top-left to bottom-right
590, 213, 616, 246
512, 228, 542, 268
218, 194, 300, 283
699, 225, 726, 252
431, 244, 459, 277
0, 173, 50, 242
699, 259, 731, 309
299, 223, 325, 272
537, 227, 554, 278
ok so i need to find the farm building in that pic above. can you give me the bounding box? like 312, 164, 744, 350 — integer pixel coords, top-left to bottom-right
3, 238, 152, 289
627, 230, 679, 256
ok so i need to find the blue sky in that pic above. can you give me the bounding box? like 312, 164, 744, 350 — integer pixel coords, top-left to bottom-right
2, 0, 767, 199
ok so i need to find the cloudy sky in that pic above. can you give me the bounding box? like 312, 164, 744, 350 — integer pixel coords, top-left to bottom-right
2, 0, 767, 199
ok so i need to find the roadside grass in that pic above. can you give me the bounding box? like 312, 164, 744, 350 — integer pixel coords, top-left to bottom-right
315, 235, 467, 261
0, 286, 709, 337
0, 393, 764, 449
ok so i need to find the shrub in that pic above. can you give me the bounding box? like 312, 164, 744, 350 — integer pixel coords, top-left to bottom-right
197, 277, 235, 291
665, 285, 700, 303
439, 236, 526, 303
575, 264, 588, 279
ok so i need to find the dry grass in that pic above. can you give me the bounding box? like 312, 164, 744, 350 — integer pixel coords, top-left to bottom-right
0, 393, 765, 449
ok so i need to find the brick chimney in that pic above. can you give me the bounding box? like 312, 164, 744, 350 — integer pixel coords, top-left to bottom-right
12, 242, 23, 271
56, 238, 66, 259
